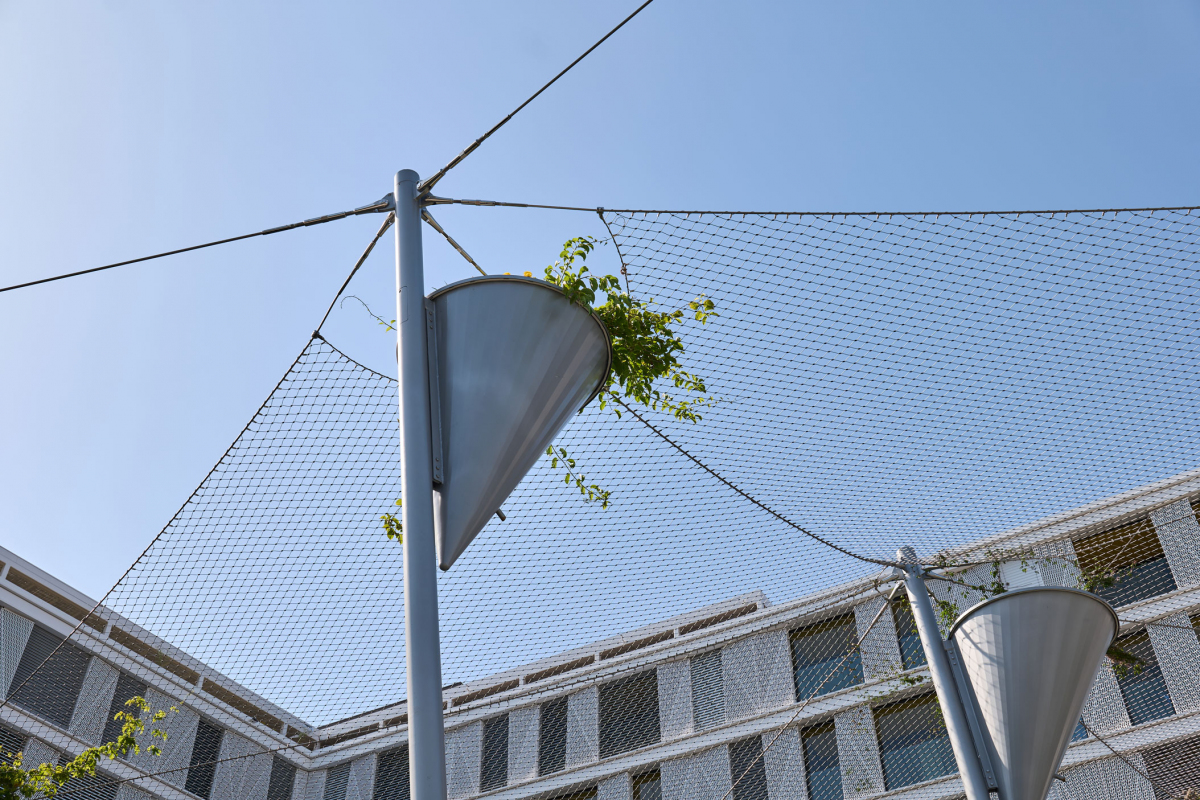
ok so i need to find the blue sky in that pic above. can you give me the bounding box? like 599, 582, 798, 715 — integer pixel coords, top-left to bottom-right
2, 0, 1200, 601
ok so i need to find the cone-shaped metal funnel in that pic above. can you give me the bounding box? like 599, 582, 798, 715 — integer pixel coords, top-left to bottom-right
427, 276, 611, 570
949, 587, 1118, 800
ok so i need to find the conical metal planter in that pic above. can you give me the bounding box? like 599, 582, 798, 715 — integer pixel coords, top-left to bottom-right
427, 276, 612, 570
949, 587, 1118, 800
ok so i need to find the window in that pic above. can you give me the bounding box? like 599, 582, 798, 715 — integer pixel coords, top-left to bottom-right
373, 746, 410, 800
1145, 734, 1200, 800
55, 767, 117, 800
890, 598, 926, 669
874, 694, 956, 790
1074, 519, 1176, 607
480, 714, 508, 791
0, 725, 25, 766
632, 771, 661, 800
267, 756, 297, 800
546, 790, 596, 800
729, 737, 769, 800
1114, 630, 1175, 725
801, 723, 842, 800
538, 696, 568, 776
102, 673, 147, 747
789, 615, 863, 700
185, 718, 224, 798
324, 762, 351, 800
691, 650, 724, 730
598, 671, 660, 758
9, 624, 91, 729
1071, 718, 1088, 742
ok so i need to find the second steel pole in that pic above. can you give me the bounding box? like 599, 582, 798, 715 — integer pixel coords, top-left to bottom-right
896, 546, 991, 800
395, 169, 448, 800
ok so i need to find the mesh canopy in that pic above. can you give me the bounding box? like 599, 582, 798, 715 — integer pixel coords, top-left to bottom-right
4, 206, 1200, 800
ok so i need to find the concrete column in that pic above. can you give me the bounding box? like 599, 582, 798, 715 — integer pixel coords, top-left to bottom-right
833, 706, 885, 798
0, 608, 33, 695
131, 688, 199, 789
445, 721, 482, 800
210, 731, 273, 800
506, 705, 539, 784
854, 598, 902, 681
566, 687, 599, 767
662, 745, 732, 800
1081, 664, 1133, 736
346, 754, 378, 800
68, 658, 119, 744
598, 772, 632, 800
761, 728, 808, 800
1146, 612, 1200, 713
722, 631, 795, 721
658, 660, 693, 740
1151, 500, 1200, 589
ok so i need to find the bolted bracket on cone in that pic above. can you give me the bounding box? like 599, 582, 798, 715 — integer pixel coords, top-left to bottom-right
425, 275, 612, 570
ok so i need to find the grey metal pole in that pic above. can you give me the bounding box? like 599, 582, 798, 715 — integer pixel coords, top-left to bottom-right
396, 169, 448, 800
896, 547, 991, 800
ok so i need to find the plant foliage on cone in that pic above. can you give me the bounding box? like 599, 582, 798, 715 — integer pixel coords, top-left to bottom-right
0, 696, 173, 800
540, 237, 716, 507
381, 236, 716, 538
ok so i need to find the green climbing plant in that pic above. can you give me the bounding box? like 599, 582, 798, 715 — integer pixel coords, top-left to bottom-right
380, 235, 717, 538
0, 696, 173, 800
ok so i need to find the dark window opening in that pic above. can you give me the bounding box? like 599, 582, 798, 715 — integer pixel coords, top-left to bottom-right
184, 718, 224, 799
598, 671, 660, 759
324, 762, 351, 800
1145, 734, 1200, 800
890, 598, 926, 669
56, 766, 117, 800
875, 694, 956, 790
538, 696, 568, 776
0, 725, 24, 766
8, 625, 91, 729
480, 714, 509, 791
729, 737, 769, 800
1071, 718, 1088, 742
102, 673, 147, 749
1075, 520, 1176, 607
1114, 630, 1175, 725
632, 771, 661, 800
373, 746, 410, 800
790, 615, 863, 700
801, 723, 842, 800
267, 755, 297, 800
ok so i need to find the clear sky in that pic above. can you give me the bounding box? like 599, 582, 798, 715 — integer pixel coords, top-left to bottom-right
2, 1, 1200, 600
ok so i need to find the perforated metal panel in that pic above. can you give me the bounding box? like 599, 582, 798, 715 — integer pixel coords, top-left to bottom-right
209, 730, 272, 800
507, 705, 539, 783
833, 706, 885, 798
445, 721, 482, 800
722, 632, 794, 721
1152, 499, 1200, 589
662, 745, 733, 800
566, 687, 599, 767
657, 659, 693, 740
761, 728, 806, 800
68, 657, 118, 745
690, 651, 722, 732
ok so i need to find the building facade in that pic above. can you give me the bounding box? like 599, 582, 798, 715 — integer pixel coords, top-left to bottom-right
4, 468, 1200, 800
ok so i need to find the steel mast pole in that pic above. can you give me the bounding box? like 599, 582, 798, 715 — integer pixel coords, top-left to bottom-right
395, 169, 448, 800
896, 546, 990, 800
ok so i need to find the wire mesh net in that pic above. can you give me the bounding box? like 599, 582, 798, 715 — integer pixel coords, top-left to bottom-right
3, 207, 1200, 800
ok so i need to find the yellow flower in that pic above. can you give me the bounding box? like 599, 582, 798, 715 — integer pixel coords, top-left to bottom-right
523, 271, 533, 277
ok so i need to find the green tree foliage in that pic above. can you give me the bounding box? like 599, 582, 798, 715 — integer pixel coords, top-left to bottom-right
0, 696, 172, 800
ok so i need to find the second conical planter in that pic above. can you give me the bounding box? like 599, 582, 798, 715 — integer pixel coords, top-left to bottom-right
950, 587, 1118, 800
427, 276, 612, 570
